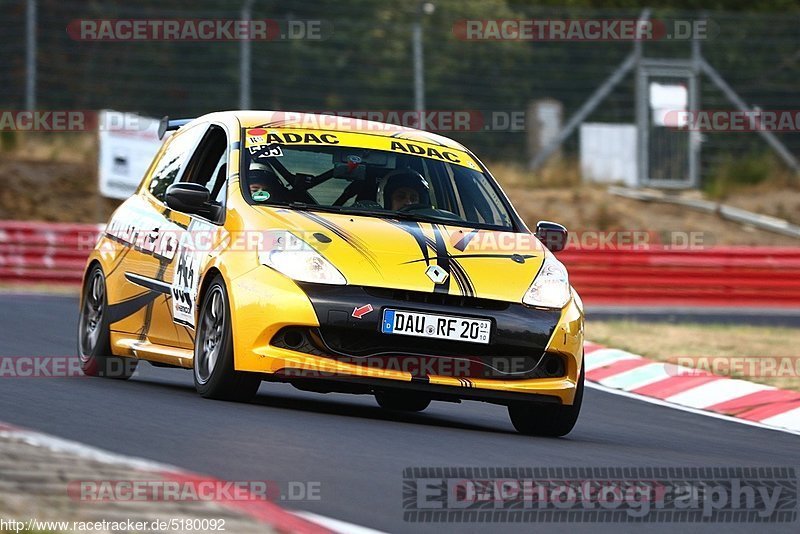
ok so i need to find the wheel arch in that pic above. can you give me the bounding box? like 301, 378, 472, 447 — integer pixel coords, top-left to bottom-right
197, 266, 224, 320
80, 259, 104, 307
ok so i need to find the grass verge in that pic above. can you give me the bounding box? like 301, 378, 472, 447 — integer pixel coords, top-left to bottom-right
0, 283, 80, 296
588, 320, 800, 392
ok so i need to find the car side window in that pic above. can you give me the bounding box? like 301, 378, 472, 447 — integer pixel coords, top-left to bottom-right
179, 125, 229, 223
453, 166, 508, 227
147, 125, 206, 202
209, 153, 227, 204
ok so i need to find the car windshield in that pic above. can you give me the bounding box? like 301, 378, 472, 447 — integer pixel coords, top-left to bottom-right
242, 133, 514, 231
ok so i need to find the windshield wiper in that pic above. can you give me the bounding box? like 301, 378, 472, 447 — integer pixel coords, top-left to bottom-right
259, 201, 356, 215
270, 202, 506, 230
281, 202, 404, 219
277, 202, 402, 220
290, 204, 460, 225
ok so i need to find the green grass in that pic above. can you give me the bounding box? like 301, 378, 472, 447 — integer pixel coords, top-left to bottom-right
588, 319, 800, 391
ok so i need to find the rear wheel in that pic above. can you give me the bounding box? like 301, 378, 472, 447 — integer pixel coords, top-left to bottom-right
193, 275, 261, 401
77, 265, 137, 379
375, 391, 431, 412
508, 362, 584, 437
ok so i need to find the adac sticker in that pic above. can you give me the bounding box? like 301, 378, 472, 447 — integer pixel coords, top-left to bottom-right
244, 128, 477, 168
389, 140, 462, 164
244, 129, 340, 148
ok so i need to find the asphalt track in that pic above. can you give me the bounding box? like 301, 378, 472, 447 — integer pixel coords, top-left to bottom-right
0, 294, 798, 533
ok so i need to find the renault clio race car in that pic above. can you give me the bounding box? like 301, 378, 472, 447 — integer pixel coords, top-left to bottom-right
78, 111, 584, 436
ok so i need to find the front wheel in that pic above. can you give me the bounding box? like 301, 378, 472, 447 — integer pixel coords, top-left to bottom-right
193, 275, 261, 401
508, 362, 584, 437
77, 265, 137, 379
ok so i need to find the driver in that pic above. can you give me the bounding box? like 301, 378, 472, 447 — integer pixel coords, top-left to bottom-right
247, 164, 291, 202
380, 169, 431, 211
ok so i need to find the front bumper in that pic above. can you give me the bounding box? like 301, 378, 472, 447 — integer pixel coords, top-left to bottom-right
275, 284, 565, 380
229, 269, 584, 404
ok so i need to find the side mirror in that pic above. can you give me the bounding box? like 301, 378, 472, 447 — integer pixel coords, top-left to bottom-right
165, 183, 210, 215
535, 220, 568, 253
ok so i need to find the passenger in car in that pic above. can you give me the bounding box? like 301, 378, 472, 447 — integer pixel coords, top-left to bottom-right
380, 169, 431, 210
247, 165, 292, 203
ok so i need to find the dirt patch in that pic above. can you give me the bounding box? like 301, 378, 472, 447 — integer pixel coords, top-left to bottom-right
0, 426, 277, 534
505, 185, 800, 246
0, 158, 120, 223
490, 162, 800, 247
722, 186, 800, 227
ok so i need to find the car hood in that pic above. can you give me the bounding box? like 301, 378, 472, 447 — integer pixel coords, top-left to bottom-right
255, 208, 547, 303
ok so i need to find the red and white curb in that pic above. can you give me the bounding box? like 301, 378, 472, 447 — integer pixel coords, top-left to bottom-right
584, 342, 800, 435
0, 421, 383, 534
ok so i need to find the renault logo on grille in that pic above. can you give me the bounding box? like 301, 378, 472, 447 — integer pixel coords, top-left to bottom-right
425, 265, 449, 284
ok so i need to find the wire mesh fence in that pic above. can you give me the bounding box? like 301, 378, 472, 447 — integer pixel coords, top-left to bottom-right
2, 0, 800, 182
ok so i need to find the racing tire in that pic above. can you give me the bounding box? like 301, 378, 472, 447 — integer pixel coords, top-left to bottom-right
375, 391, 431, 412
507, 361, 584, 437
77, 265, 138, 379
193, 275, 261, 401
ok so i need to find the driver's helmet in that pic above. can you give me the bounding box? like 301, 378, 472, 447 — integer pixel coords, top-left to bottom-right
378, 169, 431, 210
248, 163, 283, 189
247, 162, 291, 202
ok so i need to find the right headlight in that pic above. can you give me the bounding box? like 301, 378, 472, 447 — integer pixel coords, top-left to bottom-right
522, 255, 571, 309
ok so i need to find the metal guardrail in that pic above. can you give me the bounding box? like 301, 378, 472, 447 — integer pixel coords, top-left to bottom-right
1, 221, 799, 307
560, 247, 800, 307
0, 221, 101, 283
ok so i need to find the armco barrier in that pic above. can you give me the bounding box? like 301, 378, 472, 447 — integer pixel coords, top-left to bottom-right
1, 221, 799, 307
0, 221, 101, 284
559, 247, 800, 307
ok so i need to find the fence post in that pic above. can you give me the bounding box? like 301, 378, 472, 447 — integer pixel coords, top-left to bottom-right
239, 0, 254, 110
25, 0, 37, 111
413, 2, 435, 120
634, 9, 651, 187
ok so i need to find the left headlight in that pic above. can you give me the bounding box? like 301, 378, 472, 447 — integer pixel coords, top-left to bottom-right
522, 255, 571, 309
258, 230, 346, 285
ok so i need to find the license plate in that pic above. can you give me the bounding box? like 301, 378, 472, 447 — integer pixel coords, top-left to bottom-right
381, 309, 491, 344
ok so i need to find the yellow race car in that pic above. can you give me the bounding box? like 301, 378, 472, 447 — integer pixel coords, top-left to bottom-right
78, 111, 584, 436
